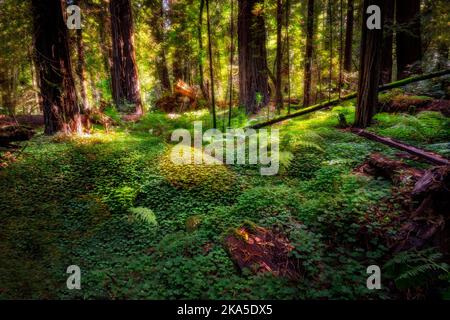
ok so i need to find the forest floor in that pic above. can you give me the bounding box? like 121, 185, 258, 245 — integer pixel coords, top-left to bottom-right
0, 98, 449, 299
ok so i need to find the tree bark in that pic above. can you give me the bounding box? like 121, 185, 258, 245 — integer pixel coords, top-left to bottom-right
302, 0, 315, 108
206, 0, 217, 128
275, 0, 283, 113
109, 0, 142, 114
238, 0, 270, 114
343, 0, 354, 72
197, 0, 209, 99
74, 0, 90, 112
354, 0, 385, 128
396, 0, 422, 79
31, 0, 81, 135
380, 0, 394, 84
149, 0, 171, 94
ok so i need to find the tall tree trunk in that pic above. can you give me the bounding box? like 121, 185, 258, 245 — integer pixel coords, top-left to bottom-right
285, 0, 291, 114
303, 0, 315, 108
275, 0, 283, 113
197, 0, 209, 99
150, 0, 171, 94
109, 0, 142, 114
327, 0, 333, 102
344, 0, 354, 72
238, 0, 269, 114
338, 0, 344, 99
31, 0, 81, 135
380, 0, 394, 84
206, 0, 217, 128
354, 0, 384, 128
74, 0, 90, 112
396, 0, 422, 79
228, 0, 235, 126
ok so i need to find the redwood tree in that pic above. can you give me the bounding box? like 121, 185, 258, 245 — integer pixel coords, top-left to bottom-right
354, 0, 384, 128
149, 0, 171, 94
380, 0, 394, 84
275, 0, 283, 113
396, 0, 422, 79
109, 0, 142, 114
238, 0, 269, 114
343, 0, 354, 72
31, 0, 81, 135
302, 0, 315, 108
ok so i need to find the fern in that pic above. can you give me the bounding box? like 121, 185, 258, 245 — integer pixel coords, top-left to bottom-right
384, 248, 449, 290
129, 207, 158, 227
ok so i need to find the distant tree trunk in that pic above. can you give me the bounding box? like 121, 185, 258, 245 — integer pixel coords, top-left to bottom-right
74, 1, 90, 112
285, 0, 291, 114
0, 67, 17, 116
109, 0, 142, 114
343, 0, 354, 72
303, 0, 315, 108
150, 0, 171, 94
238, 0, 269, 114
396, 0, 422, 79
338, 0, 344, 99
197, 0, 208, 99
275, 0, 283, 113
228, 0, 235, 126
31, 0, 81, 135
327, 0, 333, 102
380, 0, 394, 84
354, 0, 384, 128
206, 0, 217, 128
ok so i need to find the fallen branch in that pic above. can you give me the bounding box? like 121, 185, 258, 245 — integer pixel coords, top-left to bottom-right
350, 129, 450, 166
248, 69, 450, 129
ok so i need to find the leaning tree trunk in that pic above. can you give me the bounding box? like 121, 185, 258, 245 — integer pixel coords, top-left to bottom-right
343, 0, 354, 72
302, 0, 315, 108
238, 0, 269, 114
31, 0, 81, 135
380, 0, 394, 84
354, 0, 384, 128
396, 0, 422, 79
109, 0, 142, 114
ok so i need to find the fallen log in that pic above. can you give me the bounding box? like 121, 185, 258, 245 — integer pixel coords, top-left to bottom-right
350, 128, 450, 166
0, 125, 35, 147
249, 69, 450, 129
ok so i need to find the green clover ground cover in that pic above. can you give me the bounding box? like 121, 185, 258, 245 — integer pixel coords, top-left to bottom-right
0, 105, 448, 299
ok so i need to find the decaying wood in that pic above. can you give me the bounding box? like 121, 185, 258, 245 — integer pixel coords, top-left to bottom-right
350, 128, 450, 166
358, 153, 450, 252
0, 125, 35, 147
225, 225, 298, 279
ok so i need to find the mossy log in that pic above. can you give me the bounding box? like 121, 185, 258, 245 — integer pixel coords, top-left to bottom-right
249, 69, 450, 129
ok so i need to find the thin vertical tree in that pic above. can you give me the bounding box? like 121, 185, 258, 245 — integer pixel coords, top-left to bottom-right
338, 0, 344, 99
206, 0, 217, 128
302, 0, 315, 108
285, 0, 291, 114
109, 0, 142, 114
354, 0, 385, 128
198, 0, 208, 99
238, 0, 269, 114
344, 0, 354, 72
31, 0, 81, 135
227, 0, 235, 127
327, 0, 333, 102
275, 0, 283, 113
